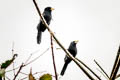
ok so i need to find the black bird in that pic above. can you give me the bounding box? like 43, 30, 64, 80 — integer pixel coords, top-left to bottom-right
37, 7, 54, 44
60, 40, 79, 76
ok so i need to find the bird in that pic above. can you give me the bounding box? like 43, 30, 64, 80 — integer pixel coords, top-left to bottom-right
60, 40, 79, 76
37, 7, 54, 44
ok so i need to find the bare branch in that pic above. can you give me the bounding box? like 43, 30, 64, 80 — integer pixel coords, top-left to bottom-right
33, 0, 95, 79
25, 48, 49, 66
110, 46, 120, 80
76, 58, 101, 80
116, 74, 120, 79
20, 72, 28, 75
24, 49, 40, 64
96, 68, 109, 80
11, 42, 15, 76
94, 60, 110, 79
13, 63, 24, 80
50, 36, 58, 80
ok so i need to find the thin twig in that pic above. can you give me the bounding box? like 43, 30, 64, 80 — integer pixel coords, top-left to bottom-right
20, 72, 28, 75
25, 48, 49, 66
33, 0, 95, 79
76, 58, 101, 80
6, 48, 49, 72
110, 46, 120, 80
13, 63, 24, 80
94, 60, 110, 79
24, 49, 40, 64
111, 55, 120, 80
33, 71, 46, 75
5, 76, 11, 80
96, 68, 109, 80
12, 42, 16, 76
50, 36, 58, 80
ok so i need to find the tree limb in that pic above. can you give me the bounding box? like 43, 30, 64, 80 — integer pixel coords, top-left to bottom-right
13, 63, 24, 80
115, 74, 120, 79
94, 60, 110, 79
50, 36, 58, 80
110, 46, 120, 80
76, 58, 101, 80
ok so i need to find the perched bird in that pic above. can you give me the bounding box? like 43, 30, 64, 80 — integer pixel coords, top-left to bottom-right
60, 40, 79, 76
37, 7, 54, 44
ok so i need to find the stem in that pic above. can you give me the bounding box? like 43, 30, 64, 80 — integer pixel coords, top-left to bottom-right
13, 63, 23, 80
76, 58, 101, 80
12, 42, 15, 76
50, 36, 58, 80
110, 46, 120, 80
94, 60, 110, 79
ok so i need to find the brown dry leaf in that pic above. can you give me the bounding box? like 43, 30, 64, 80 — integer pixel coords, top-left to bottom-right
29, 68, 36, 80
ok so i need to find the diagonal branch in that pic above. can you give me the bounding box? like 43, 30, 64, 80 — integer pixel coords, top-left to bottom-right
25, 48, 49, 66
50, 36, 58, 80
13, 63, 24, 80
24, 49, 41, 64
94, 60, 110, 79
33, 0, 95, 79
96, 68, 109, 80
76, 58, 101, 80
110, 46, 120, 80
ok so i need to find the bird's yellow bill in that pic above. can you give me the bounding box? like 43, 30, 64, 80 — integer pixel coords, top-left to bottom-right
51, 8, 55, 10
74, 40, 79, 43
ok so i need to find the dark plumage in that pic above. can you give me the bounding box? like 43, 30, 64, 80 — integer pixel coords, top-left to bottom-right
60, 40, 79, 76
37, 7, 54, 44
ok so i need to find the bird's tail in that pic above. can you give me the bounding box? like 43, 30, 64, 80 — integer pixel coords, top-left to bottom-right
37, 31, 42, 44
60, 62, 69, 76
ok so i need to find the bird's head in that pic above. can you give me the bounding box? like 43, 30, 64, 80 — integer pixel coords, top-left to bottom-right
72, 40, 79, 45
44, 7, 54, 12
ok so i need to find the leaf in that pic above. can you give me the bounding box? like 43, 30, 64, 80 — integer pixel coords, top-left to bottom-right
29, 68, 35, 80
39, 74, 52, 80
0, 68, 5, 77
1, 54, 17, 69
29, 74, 35, 80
